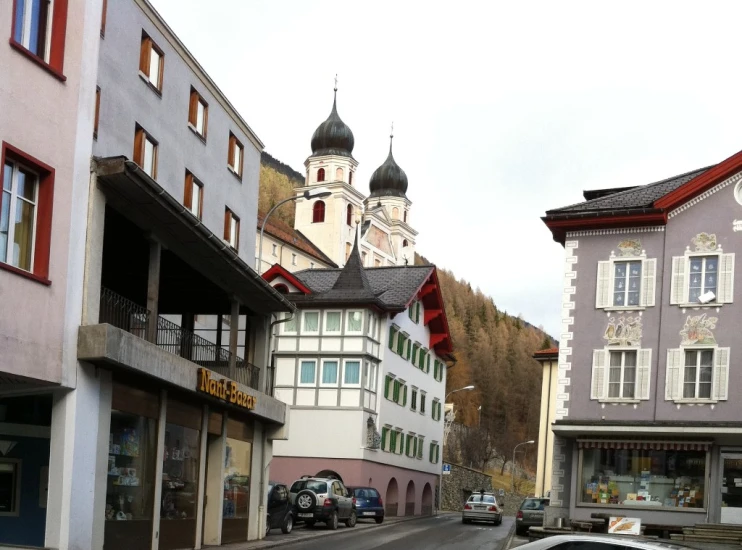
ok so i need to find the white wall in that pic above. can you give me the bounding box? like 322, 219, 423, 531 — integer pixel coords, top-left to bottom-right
273, 409, 366, 459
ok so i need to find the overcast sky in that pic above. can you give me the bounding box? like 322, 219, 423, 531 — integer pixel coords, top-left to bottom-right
151, 0, 742, 336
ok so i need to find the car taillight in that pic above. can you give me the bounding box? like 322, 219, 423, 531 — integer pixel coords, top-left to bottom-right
517, 511, 523, 519
352, 498, 356, 506
323, 498, 333, 506
488, 505, 498, 512
378, 496, 383, 506
464, 504, 472, 510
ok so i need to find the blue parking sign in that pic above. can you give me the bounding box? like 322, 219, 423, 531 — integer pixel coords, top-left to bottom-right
442, 463, 451, 475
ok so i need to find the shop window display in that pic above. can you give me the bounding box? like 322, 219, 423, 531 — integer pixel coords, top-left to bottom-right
104, 410, 158, 550
221, 438, 252, 544
581, 447, 706, 508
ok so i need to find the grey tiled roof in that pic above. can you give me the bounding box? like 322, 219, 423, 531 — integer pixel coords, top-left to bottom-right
292, 264, 434, 309
546, 166, 714, 216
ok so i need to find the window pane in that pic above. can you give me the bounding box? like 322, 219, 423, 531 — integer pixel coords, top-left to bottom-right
344, 361, 360, 385
28, 0, 45, 56
191, 183, 200, 216
14, 0, 25, 43
325, 312, 341, 332
196, 101, 205, 133
299, 361, 315, 384
16, 168, 36, 201
222, 438, 252, 529
149, 49, 161, 86
705, 257, 718, 273
304, 312, 319, 332
322, 361, 338, 384
13, 196, 35, 271
143, 139, 155, 176
684, 363, 697, 399
347, 311, 362, 332
233, 148, 242, 174
1, 189, 10, 263
283, 315, 297, 333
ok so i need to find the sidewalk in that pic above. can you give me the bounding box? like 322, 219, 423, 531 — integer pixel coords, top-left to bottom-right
221, 512, 447, 550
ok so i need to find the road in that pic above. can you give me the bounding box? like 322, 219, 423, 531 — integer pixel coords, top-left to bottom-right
270, 514, 515, 550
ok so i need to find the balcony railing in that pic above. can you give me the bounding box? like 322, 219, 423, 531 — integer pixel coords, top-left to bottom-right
100, 288, 260, 390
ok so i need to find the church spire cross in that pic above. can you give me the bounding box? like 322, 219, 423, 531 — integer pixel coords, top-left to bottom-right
334, 74, 338, 92
389, 121, 394, 152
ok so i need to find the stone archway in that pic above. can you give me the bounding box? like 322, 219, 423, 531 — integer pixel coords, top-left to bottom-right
405, 480, 416, 516
422, 483, 433, 516
386, 478, 399, 517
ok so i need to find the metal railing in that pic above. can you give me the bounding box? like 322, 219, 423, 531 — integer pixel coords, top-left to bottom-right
100, 288, 260, 390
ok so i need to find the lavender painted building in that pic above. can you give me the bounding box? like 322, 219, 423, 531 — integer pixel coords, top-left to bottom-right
543, 149, 742, 529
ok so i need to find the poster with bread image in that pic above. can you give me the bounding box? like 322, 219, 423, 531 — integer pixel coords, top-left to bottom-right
608, 516, 641, 535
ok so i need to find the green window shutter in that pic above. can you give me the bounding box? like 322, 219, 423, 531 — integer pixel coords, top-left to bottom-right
397, 335, 405, 355
412, 344, 419, 364
416, 301, 420, 323
406, 340, 411, 360
390, 431, 396, 453
388, 326, 397, 350
402, 385, 408, 406
427, 354, 431, 373
405, 435, 411, 456
421, 394, 426, 413
436, 445, 440, 463
381, 427, 388, 451
413, 436, 418, 457
393, 380, 400, 402
429, 443, 434, 462
408, 304, 414, 321
384, 376, 392, 398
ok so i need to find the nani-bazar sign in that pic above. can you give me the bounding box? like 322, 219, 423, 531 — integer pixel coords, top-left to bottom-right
197, 368, 257, 410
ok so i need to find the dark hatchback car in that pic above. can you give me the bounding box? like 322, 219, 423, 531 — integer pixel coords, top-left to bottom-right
347, 486, 384, 523
266, 483, 293, 535
515, 497, 549, 536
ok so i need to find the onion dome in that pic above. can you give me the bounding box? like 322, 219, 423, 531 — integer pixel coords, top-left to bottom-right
310, 87, 355, 158
369, 133, 408, 198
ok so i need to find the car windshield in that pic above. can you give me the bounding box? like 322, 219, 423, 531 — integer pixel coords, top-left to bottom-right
521, 498, 548, 510
353, 488, 379, 498
468, 494, 495, 504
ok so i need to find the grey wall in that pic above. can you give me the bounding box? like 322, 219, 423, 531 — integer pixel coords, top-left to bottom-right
93, 0, 260, 266
567, 174, 742, 423
440, 463, 493, 511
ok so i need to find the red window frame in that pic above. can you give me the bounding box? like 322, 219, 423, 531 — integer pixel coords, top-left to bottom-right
0, 142, 54, 285
9, 0, 69, 81
312, 200, 325, 223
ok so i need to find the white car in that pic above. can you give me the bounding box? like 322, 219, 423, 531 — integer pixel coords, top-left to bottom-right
516, 534, 693, 549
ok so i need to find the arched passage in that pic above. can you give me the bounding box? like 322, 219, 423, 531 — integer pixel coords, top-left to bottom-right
422, 483, 433, 516
315, 470, 343, 484
405, 480, 416, 516
385, 478, 399, 517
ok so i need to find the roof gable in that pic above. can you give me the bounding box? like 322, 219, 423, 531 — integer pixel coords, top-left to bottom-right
262, 264, 311, 294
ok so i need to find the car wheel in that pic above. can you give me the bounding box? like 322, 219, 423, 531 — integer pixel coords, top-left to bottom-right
327, 510, 338, 530
295, 489, 317, 514
345, 510, 357, 528
375, 516, 384, 524
265, 515, 271, 537
282, 513, 293, 534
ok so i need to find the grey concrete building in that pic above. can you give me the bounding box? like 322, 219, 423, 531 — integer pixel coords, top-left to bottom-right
543, 149, 742, 529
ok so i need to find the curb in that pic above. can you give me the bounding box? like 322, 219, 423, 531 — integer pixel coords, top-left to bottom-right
498, 521, 517, 550
228, 513, 447, 550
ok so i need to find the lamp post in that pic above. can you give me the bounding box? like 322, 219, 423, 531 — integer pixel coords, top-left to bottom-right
477, 405, 482, 427
439, 385, 474, 513
511, 440, 535, 493
256, 187, 331, 273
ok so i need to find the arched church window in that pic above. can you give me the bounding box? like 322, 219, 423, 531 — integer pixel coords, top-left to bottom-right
392, 207, 399, 220
403, 210, 408, 223
349, 171, 353, 185
317, 168, 325, 182
313, 201, 326, 223
336, 167, 344, 182
346, 204, 353, 226
403, 239, 409, 247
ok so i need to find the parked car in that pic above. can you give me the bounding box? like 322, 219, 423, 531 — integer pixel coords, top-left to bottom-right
515, 534, 693, 549
461, 490, 502, 525
515, 497, 549, 536
290, 476, 356, 530
347, 486, 384, 523
265, 483, 293, 536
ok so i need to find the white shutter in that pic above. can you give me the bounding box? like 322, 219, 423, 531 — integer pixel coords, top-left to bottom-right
640, 258, 657, 307
718, 253, 735, 304
596, 261, 611, 309
670, 257, 687, 305
591, 349, 607, 400
665, 348, 683, 400
637, 348, 652, 400
714, 347, 730, 401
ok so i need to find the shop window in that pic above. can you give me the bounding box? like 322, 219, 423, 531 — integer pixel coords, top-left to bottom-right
1, 143, 55, 282
139, 32, 164, 92
10, 0, 69, 78
580, 445, 707, 509
222, 432, 252, 544
312, 200, 325, 223
317, 168, 325, 182
0, 460, 20, 514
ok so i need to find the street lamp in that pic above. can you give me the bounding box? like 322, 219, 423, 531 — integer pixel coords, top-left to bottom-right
445, 385, 474, 401
439, 385, 474, 513
477, 405, 482, 427
257, 187, 331, 272
511, 439, 535, 493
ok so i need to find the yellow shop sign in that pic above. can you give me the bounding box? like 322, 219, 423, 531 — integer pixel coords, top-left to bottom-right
197, 368, 257, 410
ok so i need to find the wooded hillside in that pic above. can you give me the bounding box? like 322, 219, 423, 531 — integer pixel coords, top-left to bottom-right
260, 154, 554, 470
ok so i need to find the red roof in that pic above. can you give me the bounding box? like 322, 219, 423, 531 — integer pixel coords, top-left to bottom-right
533, 347, 559, 360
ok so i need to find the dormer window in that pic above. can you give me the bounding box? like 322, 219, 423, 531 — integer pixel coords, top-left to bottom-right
312, 201, 325, 223
317, 168, 325, 182
274, 284, 289, 294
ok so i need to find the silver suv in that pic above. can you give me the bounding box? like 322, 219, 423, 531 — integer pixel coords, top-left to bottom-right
289, 476, 356, 530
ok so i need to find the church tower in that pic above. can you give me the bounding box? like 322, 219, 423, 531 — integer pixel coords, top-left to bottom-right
294, 83, 365, 267
363, 131, 417, 266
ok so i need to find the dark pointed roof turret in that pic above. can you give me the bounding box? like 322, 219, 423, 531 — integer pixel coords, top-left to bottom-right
310, 80, 355, 158
369, 129, 408, 198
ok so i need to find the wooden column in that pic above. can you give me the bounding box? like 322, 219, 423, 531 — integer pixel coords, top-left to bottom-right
228, 299, 240, 380
146, 239, 162, 343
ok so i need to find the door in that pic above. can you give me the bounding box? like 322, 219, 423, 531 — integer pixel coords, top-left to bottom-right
334, 482, 350, 518
721, 453, 742, 524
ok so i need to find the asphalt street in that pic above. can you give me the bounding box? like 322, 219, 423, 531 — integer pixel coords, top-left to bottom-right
267, 514, 515, 550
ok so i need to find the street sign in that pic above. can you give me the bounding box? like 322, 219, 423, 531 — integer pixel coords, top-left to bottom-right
442, 464, 451, 475
498, 489, 505, 497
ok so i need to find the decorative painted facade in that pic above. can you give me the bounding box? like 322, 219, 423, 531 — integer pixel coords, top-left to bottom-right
542, 148, 742, 528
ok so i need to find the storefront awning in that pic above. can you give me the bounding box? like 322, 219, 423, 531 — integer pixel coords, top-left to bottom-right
577, 439, 712, 451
